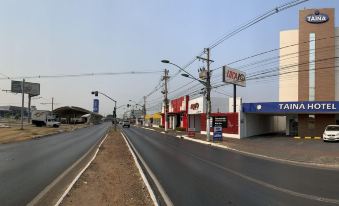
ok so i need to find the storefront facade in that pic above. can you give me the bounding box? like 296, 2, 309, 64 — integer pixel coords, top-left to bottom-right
188, 96, 239, 137
161, 95, 189, 130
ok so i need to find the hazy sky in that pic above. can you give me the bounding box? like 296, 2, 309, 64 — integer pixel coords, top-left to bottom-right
0, 0, 338, 116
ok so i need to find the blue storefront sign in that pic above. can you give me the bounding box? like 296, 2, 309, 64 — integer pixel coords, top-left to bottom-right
243, 101, 339, 114
93, 99, 99, 113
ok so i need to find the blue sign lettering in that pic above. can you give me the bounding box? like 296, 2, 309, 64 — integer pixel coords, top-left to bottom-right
243, 101, 339, 114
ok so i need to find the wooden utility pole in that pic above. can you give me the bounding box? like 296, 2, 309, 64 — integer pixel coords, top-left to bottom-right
206, 48, 211, 141
197, 48, 213, 141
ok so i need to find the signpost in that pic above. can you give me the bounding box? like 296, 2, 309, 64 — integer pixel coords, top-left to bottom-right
10, 80, 40, 129
187, 128, 196, 137
223, 66, 246, 113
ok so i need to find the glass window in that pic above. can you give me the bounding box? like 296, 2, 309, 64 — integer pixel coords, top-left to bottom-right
309, 33, 315, 101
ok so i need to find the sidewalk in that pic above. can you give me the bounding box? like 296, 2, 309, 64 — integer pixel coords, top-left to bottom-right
140, 126, 339, 168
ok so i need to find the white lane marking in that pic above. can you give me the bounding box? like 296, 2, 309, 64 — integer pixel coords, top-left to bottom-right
122, 131, 173, 206
161, 132, 165, 134
54, 133, 109, 206
121, 132, 158, 206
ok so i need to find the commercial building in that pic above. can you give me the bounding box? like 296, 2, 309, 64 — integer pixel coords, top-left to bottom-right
188, 96, 239, 138
242, 8, 339, 138
0, 106, 28, 118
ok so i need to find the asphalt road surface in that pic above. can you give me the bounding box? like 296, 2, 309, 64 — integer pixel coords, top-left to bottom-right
0, 122, 110, 206
122, 126, 339, 206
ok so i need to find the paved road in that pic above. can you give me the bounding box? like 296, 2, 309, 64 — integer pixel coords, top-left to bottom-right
0, 123, 110, 206
122, 126, 339, 206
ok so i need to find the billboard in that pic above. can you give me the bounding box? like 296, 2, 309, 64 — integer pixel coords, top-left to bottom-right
11, 80, 40, 96
222, 66, 246, 87
93, 99, 99, 113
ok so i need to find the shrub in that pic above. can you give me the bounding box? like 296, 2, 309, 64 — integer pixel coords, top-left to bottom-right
175, 127, 186, 132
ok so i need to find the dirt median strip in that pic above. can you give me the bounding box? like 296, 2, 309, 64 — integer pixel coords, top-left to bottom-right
60, 129, 153, 206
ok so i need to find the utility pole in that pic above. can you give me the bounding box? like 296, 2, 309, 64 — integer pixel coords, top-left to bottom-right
197, 48, 213, 141
41, 97, 55, 113
27, 94, 31, 123
162, 69, 169, 132
113, 101, 117, 131
20, 79, 25, 130
143, 96, 146, 126
206, 48, 212, 142
51, 97, 54, 112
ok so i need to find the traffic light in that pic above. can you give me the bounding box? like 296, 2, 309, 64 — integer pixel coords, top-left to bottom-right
91, 91, 98, 96
113, 107, 116, 118
127, 104, 130, 108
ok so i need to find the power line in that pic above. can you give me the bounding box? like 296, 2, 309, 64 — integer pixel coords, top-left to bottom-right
208, 0, 309, 49
0, 70, 163, 80
212, 35, 339, 72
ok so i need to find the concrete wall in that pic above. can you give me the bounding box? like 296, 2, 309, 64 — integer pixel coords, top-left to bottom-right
279, 29, 299, 101
243, 114, 286, 137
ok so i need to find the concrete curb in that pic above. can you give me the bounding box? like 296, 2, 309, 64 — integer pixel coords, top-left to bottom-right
294, 136, 322, 140
140, 127, 339, 170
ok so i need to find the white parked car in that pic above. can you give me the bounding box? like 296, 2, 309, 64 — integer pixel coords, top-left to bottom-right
323, 125, 339, 142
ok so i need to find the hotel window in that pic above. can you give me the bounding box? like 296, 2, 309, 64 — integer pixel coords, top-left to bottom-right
309, 33, 315, 101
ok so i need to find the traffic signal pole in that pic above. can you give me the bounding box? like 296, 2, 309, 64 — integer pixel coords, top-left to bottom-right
91, 91, 117, 131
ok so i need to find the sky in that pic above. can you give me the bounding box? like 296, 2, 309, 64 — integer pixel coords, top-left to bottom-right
0, 0, 338, 116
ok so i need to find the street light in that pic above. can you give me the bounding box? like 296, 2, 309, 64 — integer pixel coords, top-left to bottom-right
161, 59, 212, 141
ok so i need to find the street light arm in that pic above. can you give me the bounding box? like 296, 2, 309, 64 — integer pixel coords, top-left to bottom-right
98, 92, 117, 103
162, 60, 204, 86
182, 75, 207, 86
167, 62, 199, 81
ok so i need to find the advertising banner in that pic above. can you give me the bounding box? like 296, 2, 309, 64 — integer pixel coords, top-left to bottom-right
188, 96, 205, 114
212, 116, 228, 128
93, 99, 99, 113
213, 126, 223, 141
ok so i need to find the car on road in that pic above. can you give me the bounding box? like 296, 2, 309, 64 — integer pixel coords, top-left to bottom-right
323, 125, 339, 142
122, 120, 130, 128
